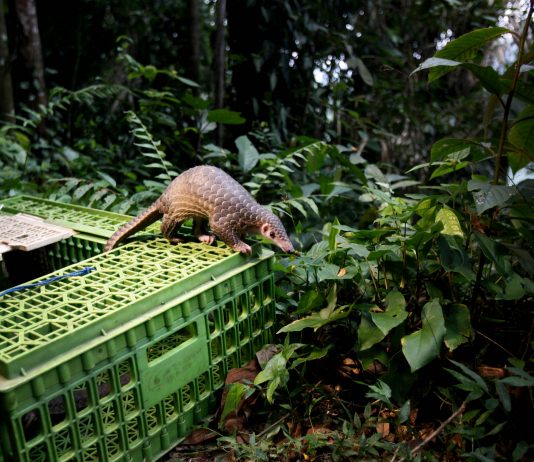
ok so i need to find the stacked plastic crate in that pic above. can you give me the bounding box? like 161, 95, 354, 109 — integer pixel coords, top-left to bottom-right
0, 196, 276, 462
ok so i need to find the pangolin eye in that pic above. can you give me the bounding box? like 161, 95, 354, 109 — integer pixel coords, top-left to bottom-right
270, 231, 276, 238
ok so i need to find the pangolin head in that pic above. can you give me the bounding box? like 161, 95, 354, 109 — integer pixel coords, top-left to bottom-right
259, 211, 295, 253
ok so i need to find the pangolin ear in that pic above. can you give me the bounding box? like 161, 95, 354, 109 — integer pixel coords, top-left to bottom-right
260, 223, 271, 236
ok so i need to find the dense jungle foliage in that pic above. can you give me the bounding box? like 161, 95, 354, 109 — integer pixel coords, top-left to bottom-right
1, 0, 534, 460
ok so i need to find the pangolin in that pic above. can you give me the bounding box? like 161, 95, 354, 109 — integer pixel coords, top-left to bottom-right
104, 165, 294, 255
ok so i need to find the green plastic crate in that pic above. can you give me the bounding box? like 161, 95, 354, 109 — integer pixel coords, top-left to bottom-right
0, 237, 276, 461
0, 195, 161, 282
0, 196, 160, 239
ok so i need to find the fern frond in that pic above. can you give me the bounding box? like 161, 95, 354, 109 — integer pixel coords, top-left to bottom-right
126, 111, 175, 185
247, 141, 327, 197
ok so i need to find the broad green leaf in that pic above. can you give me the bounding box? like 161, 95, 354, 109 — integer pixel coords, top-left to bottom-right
401, 299, 446, 372
295, 290, 325, 315
207, 109, 246, 125
182, 92, 210, 109
254, 353, 287, 384
254, 353, 289, 403
428, 27, 510, 82
317, 263, 342, 281
235, 135, 259, 172
436, 207, 464, 238
508, 149, 533, 173
444, 304, 472, 350
430, 138, 489, 162
430, 160, 470, 179
500, 273, 525, 300
358, 312, 386, 351
371, 291, 407, 335
220, 383, 246, 423
474, 232, 509, 277
515, 80, 534, 104
462, 63, 507, 95
344, 242, 370, 258
292, 345, 333, 368
508, 105, 534, 159
277, 293, 348, 334
411, 57, 461, 75
438, 235, 476, 280
468, 180, 515, 214
412, 60, 506, 94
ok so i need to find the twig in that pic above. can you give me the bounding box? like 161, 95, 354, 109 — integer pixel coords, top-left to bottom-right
408, 399, 467, 458
475, 328, 515, 357
256, 413, 290, 438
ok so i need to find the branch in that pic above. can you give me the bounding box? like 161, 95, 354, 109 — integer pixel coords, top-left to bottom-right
407, 399, 468, 460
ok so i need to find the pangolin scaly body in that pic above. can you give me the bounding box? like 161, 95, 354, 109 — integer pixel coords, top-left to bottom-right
104, 165, 294, 254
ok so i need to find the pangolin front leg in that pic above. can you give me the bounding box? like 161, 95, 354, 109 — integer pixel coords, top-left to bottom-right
193, 218, 215, 245
209, 220, 251, 255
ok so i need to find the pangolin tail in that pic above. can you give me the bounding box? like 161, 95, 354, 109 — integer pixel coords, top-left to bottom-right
104, 201, 162, 251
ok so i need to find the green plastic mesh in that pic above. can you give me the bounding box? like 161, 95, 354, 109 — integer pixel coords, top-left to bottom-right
0, 239, 234, 367
0, 195, 160, 235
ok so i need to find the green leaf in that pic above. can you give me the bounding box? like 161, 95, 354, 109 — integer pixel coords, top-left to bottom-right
277, 287, 347, 333
463, 63, 508, 95
499, 372, 534, 387
495, 381, 511, 412
371, 291, 408, 336
468, 180, 515, 214
449, 359, 489, 393
444, 304, 472, 351
401, 299, 446, 372
96, 171, 116, 188
436, 207, 464, 238
413, 60, 505, 94
220, 383, 246, 423
508, 148, 533, 173
292, 345, 333, 368
207, 109, 246, 125
438, 235, 476, 280
430, 138, 489, 163
508, 105, 534, 160
411, 57, 462, 75
349, 56, 374, 86
428, 27, 510, 82
398, 400, 411, 424
235, 135, 259, 172
500, 273, 525, 300
430, 160, 470, 179
474, 232, 509, 277
295, 290, 325, 315
358, 312, 387, 351
365, 380, 393, 407
254, 352, 289, 403
176, 75, 200, 87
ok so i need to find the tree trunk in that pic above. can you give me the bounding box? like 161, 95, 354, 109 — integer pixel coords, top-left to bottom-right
15, 0, 47, 108
187, 0, 200, 84
0, 0, 14, 120
214, 0, 226, 145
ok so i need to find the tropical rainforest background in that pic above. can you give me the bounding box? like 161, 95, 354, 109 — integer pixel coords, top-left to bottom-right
1, 0, 534, 460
